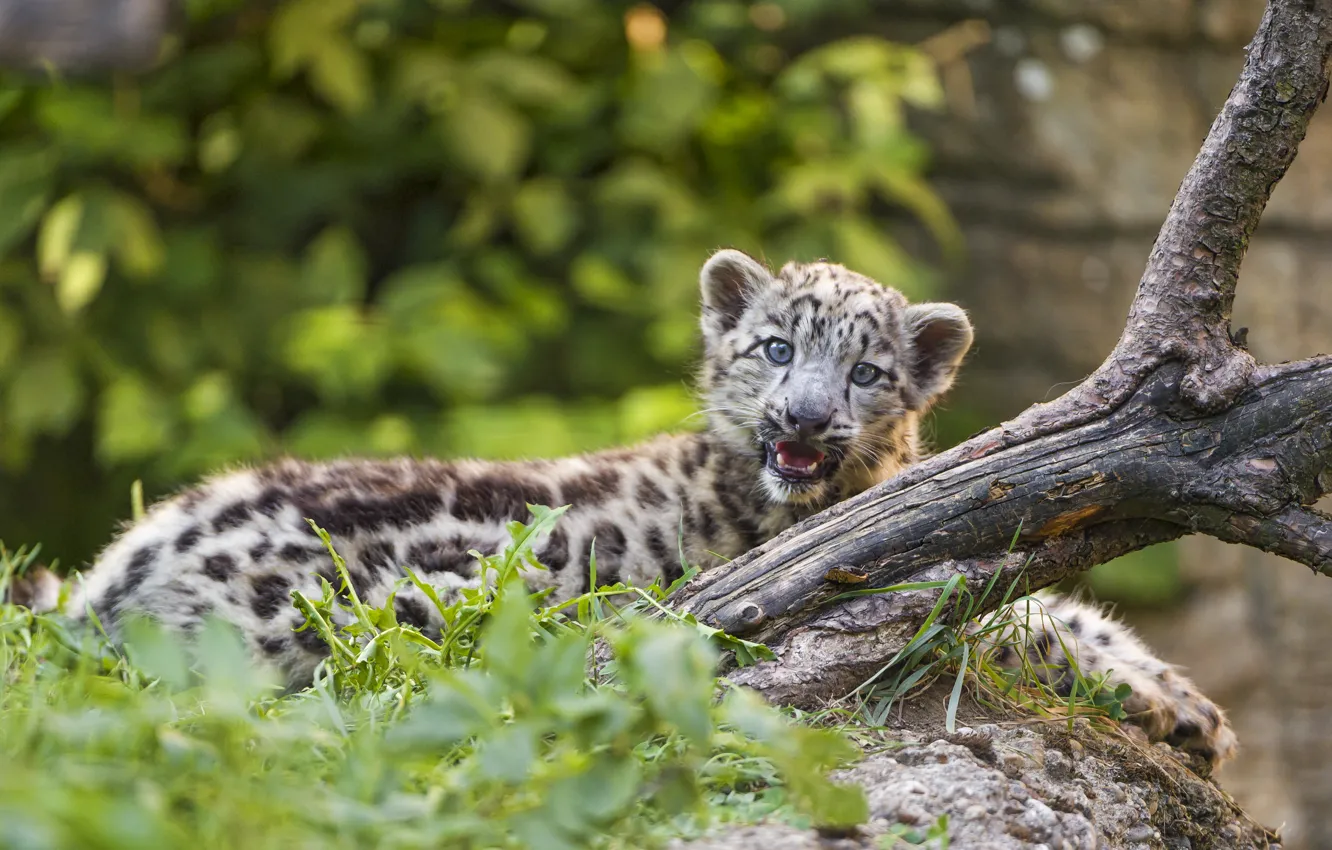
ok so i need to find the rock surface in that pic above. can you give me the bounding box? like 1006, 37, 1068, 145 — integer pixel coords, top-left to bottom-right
676, 685, 1276, 849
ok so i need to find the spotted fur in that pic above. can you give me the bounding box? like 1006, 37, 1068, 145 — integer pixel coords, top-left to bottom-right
975, 592, 1238, 769
15, 249, 1234, 768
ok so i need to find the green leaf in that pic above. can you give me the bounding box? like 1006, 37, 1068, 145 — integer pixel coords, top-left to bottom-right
501, 504, 569, 580
468, 51, 578, 106
848, 78, 901, 145
447, 193, 503, 248
773, 162, 864, 216
108, 195, 166, 279
619, 50, 719, 153
523, 626, 588, 702
123, 617, 191, 691
198, 111, 242, 173
366, 414, 416, 455
167, 406, 269, 476
301, 226, 367, 305
56, 252, 107, 314
283, 306, 392, 400
871, 165, 963, 264
36, 88, 188, 167
510, 816, 581, 850
945, 641, 969, 733
281, 412, 374, 459
833, 215, 918, 296
268, 0, 359, 79
240, 94, 325, 161
386, 673, 499, 750
511, 178, 579, 255
678, 612, 776, 665
37, 195, 84, 280
309, 38, 373, 115
473, 250, 568, 333
802, 772, 870, 829
555, 757, 642, 823
0, 306, 21, 373
380, 264, 525, 399
0, 146, 54, 257
616, 623, 717, 748
594, 160, 701, 231
617, 384, 699, 441
160, 228, 222, 293
474, 722, 538, 782
790, 37, 898, 82
184, 0, 249, 21
6, 351, 83, 437
570, 253, 637, 312
195, 616, 277, 705
721, 687, 786, 740
721, 688, 868, 827
445, 400, 598, 458
479, 578, 536, 687
392, 47, 459, 107
96, 377, 174, 464
445, 95, 531, 181
0, 88, 23, 121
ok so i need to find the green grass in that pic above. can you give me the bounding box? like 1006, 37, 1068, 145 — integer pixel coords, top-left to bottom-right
0, 508, 1134, 850
834, 552, 1133, 734
0, 507, 869, 850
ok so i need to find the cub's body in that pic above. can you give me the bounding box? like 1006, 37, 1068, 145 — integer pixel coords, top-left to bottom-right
36, 250, 1235, 765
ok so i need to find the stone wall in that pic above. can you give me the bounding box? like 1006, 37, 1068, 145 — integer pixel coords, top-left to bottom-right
881, 2, 1332, 846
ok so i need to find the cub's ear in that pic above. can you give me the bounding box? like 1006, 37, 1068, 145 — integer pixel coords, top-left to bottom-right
903, 302, 973, 409
699, 249, 773, 342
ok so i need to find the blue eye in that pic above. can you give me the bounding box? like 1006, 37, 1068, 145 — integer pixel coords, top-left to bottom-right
764, 338, 793, 365
851, 363, 882, 386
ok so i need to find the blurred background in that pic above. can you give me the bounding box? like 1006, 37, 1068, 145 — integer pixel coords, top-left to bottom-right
1, 0, 1330, 845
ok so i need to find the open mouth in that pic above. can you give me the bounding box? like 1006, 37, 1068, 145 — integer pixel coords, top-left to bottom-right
766, 440, 832, 483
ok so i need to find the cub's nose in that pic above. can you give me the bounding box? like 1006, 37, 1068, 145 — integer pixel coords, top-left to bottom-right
784, 403, 833, 437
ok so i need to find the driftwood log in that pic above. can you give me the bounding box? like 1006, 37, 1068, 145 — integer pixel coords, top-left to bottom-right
673, 0, 1332, 711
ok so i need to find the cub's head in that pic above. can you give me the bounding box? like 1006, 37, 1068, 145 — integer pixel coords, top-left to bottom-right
697, 249, 973, 506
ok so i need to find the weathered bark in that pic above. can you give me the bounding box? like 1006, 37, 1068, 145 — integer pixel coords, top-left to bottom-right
674, 0, 1332, 709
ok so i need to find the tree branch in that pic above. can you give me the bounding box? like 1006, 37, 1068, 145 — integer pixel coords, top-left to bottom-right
718, 521, 1185, 709
1019, 0, 1332, 427
1207, 505, 1332, 577
683, 358, 1332, 642
1102, 0, 1332, 412
672, 0, 1332, 704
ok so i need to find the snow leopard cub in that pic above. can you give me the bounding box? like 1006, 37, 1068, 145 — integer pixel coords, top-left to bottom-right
16, 248, 1235, 766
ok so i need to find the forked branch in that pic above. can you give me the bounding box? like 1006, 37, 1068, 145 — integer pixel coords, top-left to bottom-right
672, 0, 1332, 704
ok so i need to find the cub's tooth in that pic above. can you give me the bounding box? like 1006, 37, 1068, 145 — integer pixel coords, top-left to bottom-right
777, 451, 790, 467
808, 461, 820, 473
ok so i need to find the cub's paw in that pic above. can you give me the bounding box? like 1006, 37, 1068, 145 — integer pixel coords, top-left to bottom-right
1095, 653, 1238, 769
1155, 667, 1238, 769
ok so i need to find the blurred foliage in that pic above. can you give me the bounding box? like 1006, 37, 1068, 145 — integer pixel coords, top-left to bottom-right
0, 513, 871, 849
1080, 544, 1183, 608
0, 0, 956, 564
